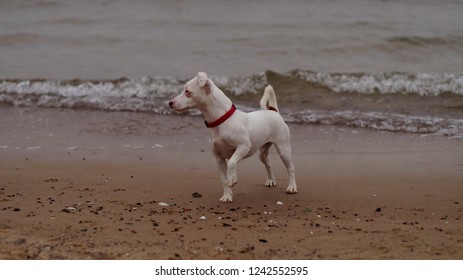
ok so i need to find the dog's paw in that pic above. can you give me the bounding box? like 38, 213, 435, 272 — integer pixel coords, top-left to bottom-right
264, 179, 276, 187
227, 178, 237, 188
286, 185, 297, 194
219, 195, 233, 203
227, 169, 238, 188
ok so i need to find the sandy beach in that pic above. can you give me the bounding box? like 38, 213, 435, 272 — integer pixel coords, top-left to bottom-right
0, 106, 461, 259
1, 0, 462, 264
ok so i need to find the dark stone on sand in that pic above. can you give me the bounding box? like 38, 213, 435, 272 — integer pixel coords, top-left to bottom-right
192, 192, 202, 198
239, 245, 255, 253
14, 238, 26, 245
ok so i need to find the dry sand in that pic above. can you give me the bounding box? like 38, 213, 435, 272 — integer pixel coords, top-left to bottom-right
0, 107, 462, 259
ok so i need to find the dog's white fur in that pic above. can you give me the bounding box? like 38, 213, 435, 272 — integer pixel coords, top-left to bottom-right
169, 72, 297, 203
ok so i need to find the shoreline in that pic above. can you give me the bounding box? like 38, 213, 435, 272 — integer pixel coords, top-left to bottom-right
1, 107, 462, 259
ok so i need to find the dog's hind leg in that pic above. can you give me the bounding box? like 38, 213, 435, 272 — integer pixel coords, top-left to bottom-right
275, 142, 297, 194
259, 142, 276, 187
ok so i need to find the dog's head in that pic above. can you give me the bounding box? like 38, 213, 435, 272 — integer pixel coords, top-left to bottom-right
168, 72, 211, 112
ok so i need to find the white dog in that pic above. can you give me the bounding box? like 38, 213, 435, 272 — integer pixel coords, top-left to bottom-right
168, 72, 297, 203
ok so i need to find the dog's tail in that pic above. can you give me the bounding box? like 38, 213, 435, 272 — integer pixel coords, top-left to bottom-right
260, 85, 279, 112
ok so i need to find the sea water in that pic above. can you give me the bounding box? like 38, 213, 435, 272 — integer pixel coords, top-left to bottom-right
1, 0, 462, 138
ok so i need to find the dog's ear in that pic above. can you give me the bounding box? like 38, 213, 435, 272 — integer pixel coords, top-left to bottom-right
197, 72, 208, 88
197, 72, 210, 94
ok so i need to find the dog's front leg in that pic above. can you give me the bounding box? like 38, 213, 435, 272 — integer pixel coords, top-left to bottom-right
213, 149, 233, 203
227, 144, 251, 188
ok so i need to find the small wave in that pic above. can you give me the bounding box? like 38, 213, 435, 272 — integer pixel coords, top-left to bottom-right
0, 73, 268, 112
292, 70, 463, 96
0, 33, 43, 46
2, 71, 462, 112
1, 70, 463, 138
289, 110, 463, 139
0, 77, 183, 113
385, 35, 463, 48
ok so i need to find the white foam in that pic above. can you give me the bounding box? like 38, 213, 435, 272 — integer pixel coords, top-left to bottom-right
25, 146, 41, 150
294, 110, 463, 138
1, 72, 462, 139
0, 77, 185, 113
296, 71, 463, 96
152, 144, 164, 148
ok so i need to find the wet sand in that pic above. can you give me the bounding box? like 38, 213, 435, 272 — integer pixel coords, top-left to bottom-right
0, 107, 462, 259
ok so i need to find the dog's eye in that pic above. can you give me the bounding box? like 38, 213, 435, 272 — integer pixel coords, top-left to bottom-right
185, 90, 191, 97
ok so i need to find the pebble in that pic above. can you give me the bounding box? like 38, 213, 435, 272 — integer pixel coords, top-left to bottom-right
199, 216, 207, 220
276, 201, 284, 205
192, 192, 202, 198
62, 206, 77, 213
239, 244, 255, 253
158, 202, 170, 207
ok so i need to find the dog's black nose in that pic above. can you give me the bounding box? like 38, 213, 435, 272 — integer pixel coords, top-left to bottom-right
168, 101, 174, 108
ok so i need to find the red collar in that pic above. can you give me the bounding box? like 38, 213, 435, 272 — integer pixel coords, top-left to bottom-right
205, 104, 236, 128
